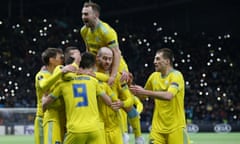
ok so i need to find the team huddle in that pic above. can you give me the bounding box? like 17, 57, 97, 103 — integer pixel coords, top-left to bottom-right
34, 1, 190, 144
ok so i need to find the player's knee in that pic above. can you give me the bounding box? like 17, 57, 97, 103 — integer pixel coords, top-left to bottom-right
127, 107, 138, 118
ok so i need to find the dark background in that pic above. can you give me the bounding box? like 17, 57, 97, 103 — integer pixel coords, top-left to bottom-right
1, 0, 239, 34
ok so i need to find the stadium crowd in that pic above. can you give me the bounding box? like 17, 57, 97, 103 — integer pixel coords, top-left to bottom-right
0, 17, 239, 126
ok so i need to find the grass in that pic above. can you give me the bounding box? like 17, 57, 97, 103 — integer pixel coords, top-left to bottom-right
0, 133, 240, 144
188, 132, 240, 144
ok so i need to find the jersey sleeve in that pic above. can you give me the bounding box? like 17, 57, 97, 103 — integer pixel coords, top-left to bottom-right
134, 96, 143, 114
35, 72, 48, 88
104, 82, 117, 101
80, 26, 89, 51
167, 71, 183, 97
80, 26, 86, 39
50, 83, 62, 99
144, 72, 155, 90
96, 81, 106, 97
95, 72, 109, 82
119, 84, 134, 108
119, 58, 129, 72
103, 27, 119, 49
62, 62, 79, 81
39, 65, 63, 92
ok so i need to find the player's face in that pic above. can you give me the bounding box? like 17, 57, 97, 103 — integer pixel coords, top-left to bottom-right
154, 52, 168, 72
98, 52, 113, 71
81, 6, 96, 28
52, 53, 64, 67
70, 49, 81, 63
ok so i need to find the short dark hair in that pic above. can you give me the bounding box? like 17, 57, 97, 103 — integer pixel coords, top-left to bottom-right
157, 48, 175, 66
64, 46, 79, 65
83, 1, 101, 14
80, 52, 96, 69
41, 48, 63, 65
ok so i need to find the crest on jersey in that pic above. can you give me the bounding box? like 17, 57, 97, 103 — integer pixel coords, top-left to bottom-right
153, 80, 157, 85
95, 37, 100, 42
165, 80, 169, 85
37, 75, 44, 80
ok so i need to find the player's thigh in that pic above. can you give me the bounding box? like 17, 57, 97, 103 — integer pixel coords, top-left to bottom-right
64, 132, 87, 144
168, 128, 190, 144
44, 121, 62, 144
105, 128, 123, 144
64, 130, 106, 144
87, 129, 106, 144
119, 109, 128, 132
34, 117, 43, 144
99, 122, 106, 140
149, 131, 167, 144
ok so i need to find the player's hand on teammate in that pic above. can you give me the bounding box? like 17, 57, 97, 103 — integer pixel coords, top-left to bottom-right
77, 68, 96, 77
130, 85, 148, 100
111, 100, 123, 111
127, 72, 135, 86
42, 93, 49, 112
120, 70, 129, 83
129, 85, 144, 96
108, 70, 129, 86
61, 64, 77, 74
108, 75, 116, 86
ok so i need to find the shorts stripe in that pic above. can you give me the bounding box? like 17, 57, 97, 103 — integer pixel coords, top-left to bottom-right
183, 128, 189, 144
48, 121, 53, 144
39, 118, 43, 144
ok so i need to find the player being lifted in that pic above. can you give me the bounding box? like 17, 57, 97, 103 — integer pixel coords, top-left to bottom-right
80, 1, 128, 85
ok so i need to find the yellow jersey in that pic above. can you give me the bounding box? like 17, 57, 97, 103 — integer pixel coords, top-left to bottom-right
81, 20, 128, 72
35, 64, 64, 118
144, 70, 186, 133
35, 70, 52, 117
43, 65, 65, 123
96, 69, 134, 108
50, 74, 105, 133
134, 96, 143, 114
97, 82, 121, 131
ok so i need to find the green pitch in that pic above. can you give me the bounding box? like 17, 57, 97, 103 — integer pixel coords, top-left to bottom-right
0, 133, 239, 144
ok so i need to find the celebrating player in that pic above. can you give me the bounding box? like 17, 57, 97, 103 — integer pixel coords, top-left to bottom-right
96, 47, 145, 144
34, 47, 74, 144
130, 48, 190, 144
42, 52, 118, 144
80, 1, 129, 85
